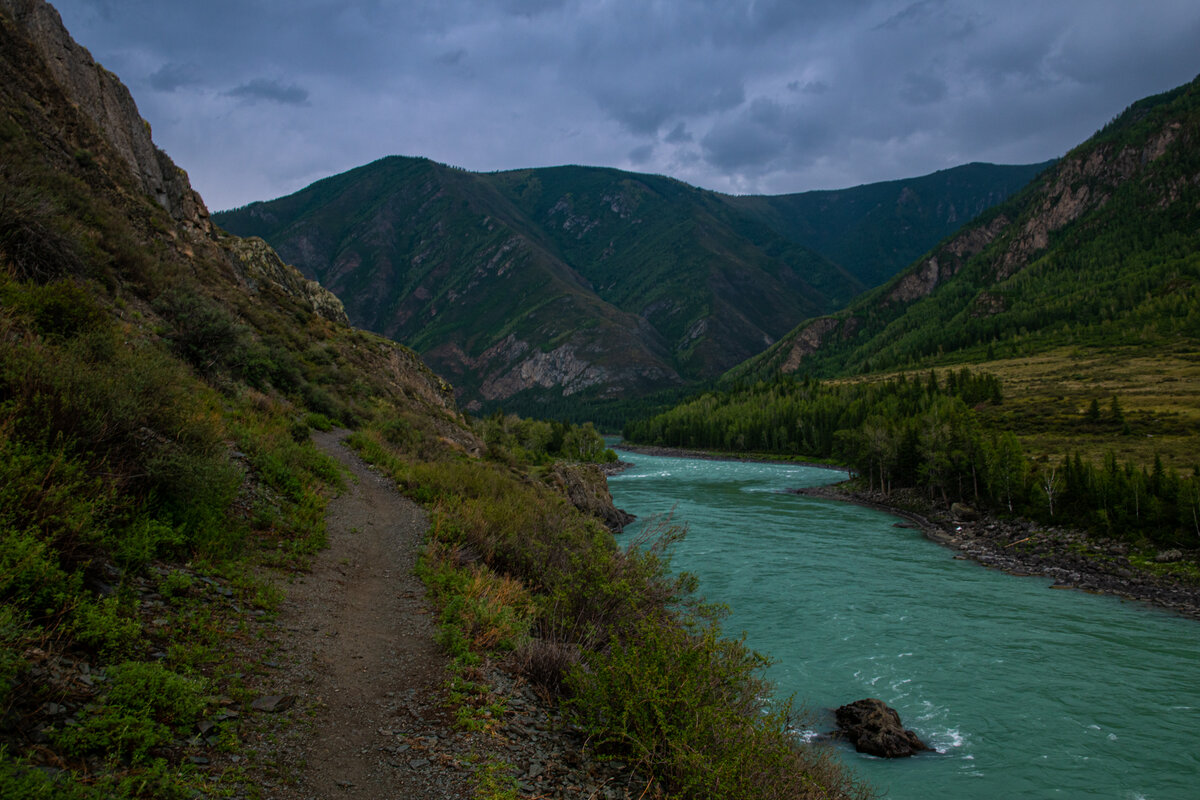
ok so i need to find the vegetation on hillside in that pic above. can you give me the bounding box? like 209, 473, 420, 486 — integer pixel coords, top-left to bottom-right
476, 412, 617, 464
624, 371, 1200, 549
214, 156, 1041, 416
725, 160, 1053, 288
735, 75, 1200, 386
348, 423, 870, 800
0, 5, 875, 797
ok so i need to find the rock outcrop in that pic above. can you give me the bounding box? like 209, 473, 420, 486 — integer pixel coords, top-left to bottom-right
544, 462, 635, 532
0, 0, 213, 237
224, 235, 349, 325
833, 698, 930, 758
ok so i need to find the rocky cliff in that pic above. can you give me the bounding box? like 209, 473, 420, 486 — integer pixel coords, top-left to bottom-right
0, 0, 210, 235
0, 0, 350, 327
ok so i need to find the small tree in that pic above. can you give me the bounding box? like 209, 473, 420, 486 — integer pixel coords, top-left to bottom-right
1040, 464, 1063, 518
1109, 395, 1125, 424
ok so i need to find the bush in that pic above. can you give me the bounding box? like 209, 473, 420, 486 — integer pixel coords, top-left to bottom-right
54, 661, 207, 764
71, 596, 144, 660
153, 287, 246, 374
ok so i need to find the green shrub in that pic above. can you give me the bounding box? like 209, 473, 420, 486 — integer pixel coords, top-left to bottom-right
1, 278, 110, 340
304, 412, 334, 432
153, 287, 247, 374
0, 527, 79, 623
71, 596, 143, 660
0, 606, 29, 712
0, 754, 91, 800
55, 661, 207, 764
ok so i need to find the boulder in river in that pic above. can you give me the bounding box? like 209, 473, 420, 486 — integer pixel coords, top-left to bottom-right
833, 698, 930, 758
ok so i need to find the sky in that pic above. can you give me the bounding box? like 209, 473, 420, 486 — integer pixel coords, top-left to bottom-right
49, 0, 1200, 212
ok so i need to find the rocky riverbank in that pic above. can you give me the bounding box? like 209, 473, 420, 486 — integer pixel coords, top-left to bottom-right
792, 484, 1200, 622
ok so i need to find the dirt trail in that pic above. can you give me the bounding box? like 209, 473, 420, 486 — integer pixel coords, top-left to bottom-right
253, 430, 473, 799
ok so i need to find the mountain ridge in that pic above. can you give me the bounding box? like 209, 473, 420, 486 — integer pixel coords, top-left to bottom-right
735, 74, 1200, 383
216, 156, 1044, 414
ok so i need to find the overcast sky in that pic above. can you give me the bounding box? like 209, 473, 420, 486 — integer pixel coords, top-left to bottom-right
49, 0, 1200, 212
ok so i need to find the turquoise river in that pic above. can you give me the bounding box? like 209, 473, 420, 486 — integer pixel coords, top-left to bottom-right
607, 449, 1199, 800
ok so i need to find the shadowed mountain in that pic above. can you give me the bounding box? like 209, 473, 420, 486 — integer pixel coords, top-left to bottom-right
216, 159, 1043, 415
724, 160, 1053, 289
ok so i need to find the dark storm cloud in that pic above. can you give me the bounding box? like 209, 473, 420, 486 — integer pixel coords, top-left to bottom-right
47, 0, 1200, 210
664, 123, 693, 145
224, 79, 310, 106
701, 98, 832, 173
149, 62, 205, 93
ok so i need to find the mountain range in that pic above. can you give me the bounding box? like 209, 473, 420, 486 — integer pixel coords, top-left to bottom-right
215, 157, 1047, 414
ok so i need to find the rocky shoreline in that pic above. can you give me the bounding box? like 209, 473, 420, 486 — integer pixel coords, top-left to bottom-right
612, 442, 1200, 622
792, 484, 1200, 622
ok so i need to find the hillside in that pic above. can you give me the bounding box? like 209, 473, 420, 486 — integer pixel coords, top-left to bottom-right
215, 158, 1042, 417
214, 160, 856, 415
723, 160, 1053, 288
733, 74, 1200, 468
0, 4, 870, 799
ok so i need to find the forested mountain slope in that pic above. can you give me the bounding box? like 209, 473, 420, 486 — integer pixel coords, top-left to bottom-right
724, 160, 1053, 288
215, 159, 857, 412
215, 157, 1042, 416
738, 75, 1200, 386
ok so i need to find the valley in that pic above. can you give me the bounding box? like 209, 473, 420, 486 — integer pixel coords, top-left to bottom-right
2, 1, 1198, 799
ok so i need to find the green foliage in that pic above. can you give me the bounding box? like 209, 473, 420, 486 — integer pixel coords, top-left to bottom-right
352, 424, 870, 799
153, 286, 247, 374
71, 596, 144, 660
54, 661, 207, 764
472, 757, 521, 800
477, 412, 616, 465
0, 755, 92, 800
0, 606, 29, 712
566, 614, 858, 800
738, 76, 1200, 385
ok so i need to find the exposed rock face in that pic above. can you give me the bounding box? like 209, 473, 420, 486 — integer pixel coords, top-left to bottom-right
428, 332, 680, 410
224, 236, 349, 325
0, 0, 213, 237
544, 462, 634, 532
834, 698, 930, 758
884, 214, 1008, 307
994, 128, 1179, 280
782, 317, 842, 372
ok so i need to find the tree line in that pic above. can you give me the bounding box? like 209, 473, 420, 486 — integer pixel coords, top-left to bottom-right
624, 370, 1199, 547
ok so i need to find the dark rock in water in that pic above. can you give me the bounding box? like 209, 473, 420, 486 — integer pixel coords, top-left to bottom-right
833, 698, 930, 758
950, 502, 979, 521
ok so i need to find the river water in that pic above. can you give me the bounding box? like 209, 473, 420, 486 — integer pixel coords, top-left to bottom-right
607, 450, 1200, 800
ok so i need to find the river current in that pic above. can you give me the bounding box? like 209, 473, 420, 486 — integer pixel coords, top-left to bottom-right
607, 450, 1199, 800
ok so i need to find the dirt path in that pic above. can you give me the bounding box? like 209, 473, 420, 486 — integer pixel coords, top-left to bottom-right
251, 430, 474, 799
